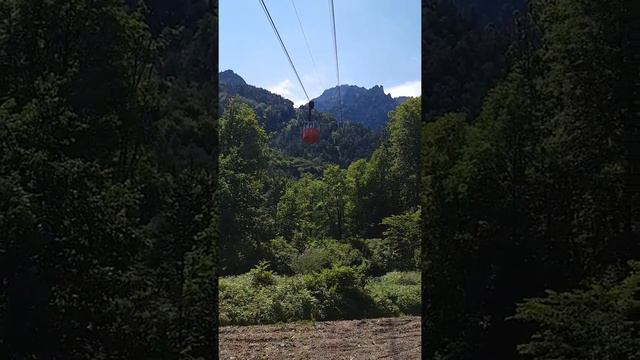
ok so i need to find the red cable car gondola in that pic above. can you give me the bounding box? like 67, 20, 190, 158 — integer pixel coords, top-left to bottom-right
302, 100, 319, 144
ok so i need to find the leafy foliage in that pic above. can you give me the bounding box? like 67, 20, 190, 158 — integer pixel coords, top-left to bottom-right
380, 208, 422, 271
0, 1, 217, 358
511, 261, 640, 360
366, 272, 422, 317
291, 239, 362, 275
422, 0, 638, 359
218, 70, 423, 329
219, 267, 421, 326
424, 0, 512, 122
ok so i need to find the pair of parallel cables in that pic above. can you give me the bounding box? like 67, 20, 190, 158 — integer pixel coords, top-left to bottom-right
257, 0, 343, 124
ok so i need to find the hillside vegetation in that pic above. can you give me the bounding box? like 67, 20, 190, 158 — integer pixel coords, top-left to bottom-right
218, 87, 422, 325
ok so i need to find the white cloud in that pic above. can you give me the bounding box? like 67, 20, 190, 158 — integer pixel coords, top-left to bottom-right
302, 71, 329, 99
268, 79, 293, 98
386, 80, 421, 98
268, 78, 308, 108
292, 99, 307, 108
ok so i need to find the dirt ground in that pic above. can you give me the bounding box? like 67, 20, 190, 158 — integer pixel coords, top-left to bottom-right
218, 316, 421, 360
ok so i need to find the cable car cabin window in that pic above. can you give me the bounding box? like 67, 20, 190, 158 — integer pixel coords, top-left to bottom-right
302, 125, 320, 144
301, 100, 319, 144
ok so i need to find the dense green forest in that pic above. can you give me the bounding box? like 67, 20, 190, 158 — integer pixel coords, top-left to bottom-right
422, 0, 639, 359
218, 85, 423, 324
0, 0, 217, 358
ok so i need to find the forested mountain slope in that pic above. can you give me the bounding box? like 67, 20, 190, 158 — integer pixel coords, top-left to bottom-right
219, 70, 295, 133
218, 70, 383, 168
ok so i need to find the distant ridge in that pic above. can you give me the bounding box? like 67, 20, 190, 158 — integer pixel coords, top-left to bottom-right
219, 70, 412, 131
219, 69, 247, 86
312, 85, 412, 131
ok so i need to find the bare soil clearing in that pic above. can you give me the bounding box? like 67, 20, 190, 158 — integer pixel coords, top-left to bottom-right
219, 316, 421, 360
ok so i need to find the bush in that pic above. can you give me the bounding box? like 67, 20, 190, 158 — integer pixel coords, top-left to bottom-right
265, 236, 298, 274
291, 239, 361, 274
290, 246, 329, 274
219, 273, 317, 326
248, 261, 276, 286
366, 272, 422, 317
510, 261, 640, 360
380, 209, 421, 271
302, 265, 374, 320
220, 266, 421, 326
364, 238, 394, 275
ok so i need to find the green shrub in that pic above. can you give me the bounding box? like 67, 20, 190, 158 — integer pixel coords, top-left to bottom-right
366, 271, 421, 317
265, 236, 298, 274
218, 274, 254, 325
291, 239, 361, 274
302, 265, 374, 320
364, 238, 393, 275
377, 271, 421, 285
220, 267, 421, 326
291, 246, 330, 274
510, 261, 640, 360
219, 273, 318, 325
269, 277, 320, 322
361, 209, 422, 276
248, 261, 276, 286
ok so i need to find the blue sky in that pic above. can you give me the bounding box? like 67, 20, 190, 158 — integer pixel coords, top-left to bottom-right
220, 0, 421, 107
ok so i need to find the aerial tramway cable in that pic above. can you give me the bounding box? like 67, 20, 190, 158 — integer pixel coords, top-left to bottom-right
258, 0, 310, 101
328, 0, 343, 126
257, 0, 318, 144
259, 0, 348, 144
290, 0, 318, 75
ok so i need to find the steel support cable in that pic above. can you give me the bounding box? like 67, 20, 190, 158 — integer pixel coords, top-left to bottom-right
258, 0, 310, 101
328, 0, 343, 125
290, 0, 318, 75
